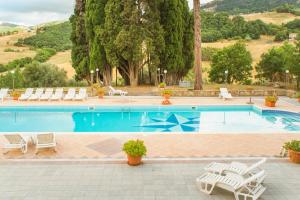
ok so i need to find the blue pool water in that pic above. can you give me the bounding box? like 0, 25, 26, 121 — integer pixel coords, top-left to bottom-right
0, 105, 299, 133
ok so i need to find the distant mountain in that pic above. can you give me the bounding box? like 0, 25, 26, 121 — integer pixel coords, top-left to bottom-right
0, 22, 19, 27
202, 0, 300, 14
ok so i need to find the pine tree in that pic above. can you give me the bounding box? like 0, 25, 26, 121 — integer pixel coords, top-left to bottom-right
70, 0, 89, 81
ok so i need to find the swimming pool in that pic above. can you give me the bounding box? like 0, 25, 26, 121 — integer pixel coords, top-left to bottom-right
0, 105, 299, 133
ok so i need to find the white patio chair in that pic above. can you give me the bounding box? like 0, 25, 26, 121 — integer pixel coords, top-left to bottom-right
35, 133, 57, 154
28, 88, 44, 100
205, 158, 267, 176
64, 88, 76, 100
74, 88, 87, 101
219, 88, 233, 100
108, 86, 128, 96
51, 88, 64, 101
39, 88, 54, 101
196, 170, 266, 200
19, 88, 34, 101
0, 88, 9, 102
3, 134, 30, 154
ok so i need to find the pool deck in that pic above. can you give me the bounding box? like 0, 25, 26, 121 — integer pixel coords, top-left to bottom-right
0, 160, 299, 200
0, 96, 300, 160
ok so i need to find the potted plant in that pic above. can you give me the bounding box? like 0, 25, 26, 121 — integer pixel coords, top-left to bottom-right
265, 95, 278, 107
122, 140, 147, 166
96, 87, 105, 98
284, 140, 300, 164
159, 82, 166, 88
296, 92, 300, 103
11, 91, 21, 100
161, 89, 172, 99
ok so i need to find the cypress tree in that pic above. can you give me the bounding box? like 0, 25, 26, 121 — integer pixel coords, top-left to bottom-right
85, 0, 112, 85
102, 0, 164, 86
159, 0, 193, 84
70, 0, 90, 81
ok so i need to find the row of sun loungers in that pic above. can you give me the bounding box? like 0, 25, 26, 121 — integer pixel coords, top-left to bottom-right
3, 133, 56, 154
19, 88, 87, 101
197, 158, 267, 200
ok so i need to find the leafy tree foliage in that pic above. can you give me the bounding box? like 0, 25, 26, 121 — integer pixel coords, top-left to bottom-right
159, 0, 193, 84
285, 19, 300, 31
274, 30, 289, 41
70, 0, 90, 81
16, 22, 72, 51
85, 0, 112, 85
209, 42, 253, 84
203, 0, 300, 14
34, 48, 56, 62
22, 62, 67, 87
201, 12, 273, 42
0, 57, 32, 73
276, 3, 300, 15
256, 43, 295, 82
102, 0, 164, 86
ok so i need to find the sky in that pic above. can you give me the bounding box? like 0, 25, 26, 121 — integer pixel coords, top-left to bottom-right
0, 0, 212, 26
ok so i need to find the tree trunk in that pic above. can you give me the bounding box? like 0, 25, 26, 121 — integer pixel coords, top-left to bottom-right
193, 0, 203, 90
103, 64, 112, 86
129, 64, 139, 87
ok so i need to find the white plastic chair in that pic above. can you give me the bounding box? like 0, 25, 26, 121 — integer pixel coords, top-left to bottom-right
51, 88, 64, 101
64, 88, 76, 100
74, 88, 87, 100
0, 88, 9, 102
35, 133, 57, 154
3, 134, 30, 154
28, 88, 44, 100
40, 88, 54, 101
19, 88, 34, 101
205, 158, 267, 176
108, 86, 128, 96
219, 88, 233, 100
196, 170, 266, 200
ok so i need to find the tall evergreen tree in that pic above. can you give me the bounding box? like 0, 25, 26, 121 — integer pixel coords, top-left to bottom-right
159, 0, 193, 84
85, 0, 112, 85
102, 0, 164, 86
70, 0, 89, 81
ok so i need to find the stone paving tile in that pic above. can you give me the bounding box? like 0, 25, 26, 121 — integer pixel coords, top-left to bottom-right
0, 161, 300, 200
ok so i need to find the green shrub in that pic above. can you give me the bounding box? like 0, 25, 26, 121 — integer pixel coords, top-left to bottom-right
4, 48, 19, 52
159, 82, 166, 88
202, 47, 219, 61
22, 62, 67, 87
274, 30, 289, 42
122, 140, 147, 157
284, 140, 300, 152
296, 92, 300, 98
34, 48, 56, 62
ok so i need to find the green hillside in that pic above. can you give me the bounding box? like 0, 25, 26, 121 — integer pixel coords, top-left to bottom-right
203, 0, 300, 14
16, 21, 72, 51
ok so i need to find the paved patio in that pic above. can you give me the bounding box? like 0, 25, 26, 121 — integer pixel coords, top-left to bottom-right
0, 160, 299, 200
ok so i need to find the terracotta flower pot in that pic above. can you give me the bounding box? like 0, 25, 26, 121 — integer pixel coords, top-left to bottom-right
265, 100, 276, 107
127, 155, 142, 166
163, 94, 171, 99
298, 98, 300, 103
13, 96, 19, 101
161, 99, 171, 105
288, 150, 300, 164
98, 94, 104, 99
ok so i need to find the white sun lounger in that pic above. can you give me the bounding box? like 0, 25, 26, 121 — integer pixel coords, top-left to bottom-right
64, 88, 76, 100
28, 88, 44, 100
3, 134, 30, 154
51, 88, 64, 101
0, 88, 9, 102
39, 88, 54, 101
196, 170, 266, 200
205, 158, 267, 176
219, 88, 233, 100
19, 88, 34, 101
108, 86, 128, 96
74, 88, 87, 101
35, 133, 57, 154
